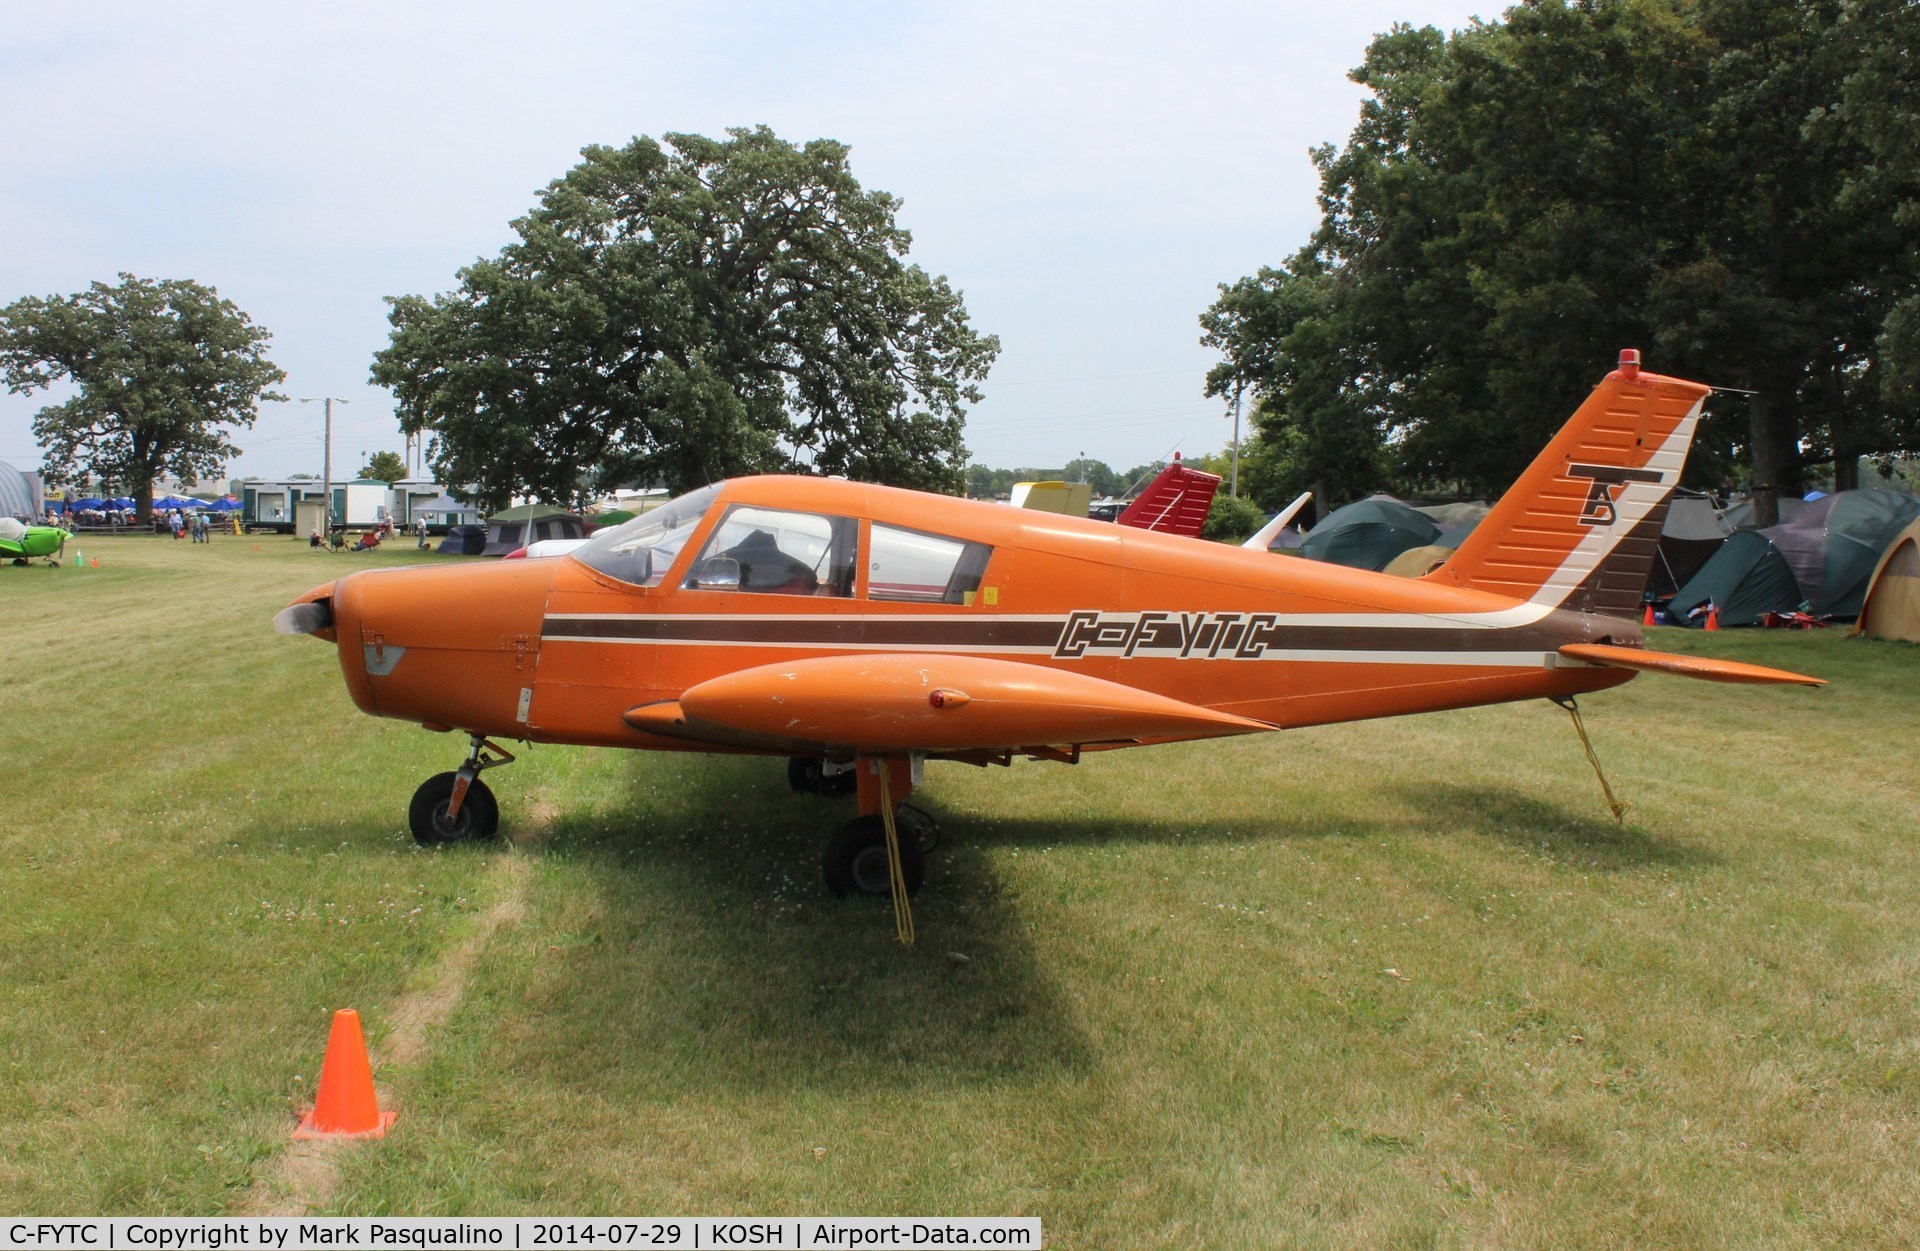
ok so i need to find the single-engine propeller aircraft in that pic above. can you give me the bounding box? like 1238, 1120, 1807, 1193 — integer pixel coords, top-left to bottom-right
0, 518, 72, 566
278, 352, 1819, 902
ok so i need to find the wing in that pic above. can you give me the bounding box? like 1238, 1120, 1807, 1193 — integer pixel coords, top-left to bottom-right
623, 653, 1273, 755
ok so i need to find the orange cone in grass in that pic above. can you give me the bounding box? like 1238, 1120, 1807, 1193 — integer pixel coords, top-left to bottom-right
293, 1009, 396, 1139
1642, 604, 1655, 627
1705, 604, 1720, 632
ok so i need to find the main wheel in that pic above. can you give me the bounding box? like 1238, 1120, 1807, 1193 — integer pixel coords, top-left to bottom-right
823, 815, 926, 899
788, 756, 857, 797
409, 772, 500, 844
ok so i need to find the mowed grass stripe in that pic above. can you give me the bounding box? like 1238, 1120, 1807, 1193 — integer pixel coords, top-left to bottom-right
4, 539, 1918, 1246
1, 538, 504, 1211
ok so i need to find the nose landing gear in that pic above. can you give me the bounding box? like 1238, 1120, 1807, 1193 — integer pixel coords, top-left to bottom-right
409, 734, 516, 844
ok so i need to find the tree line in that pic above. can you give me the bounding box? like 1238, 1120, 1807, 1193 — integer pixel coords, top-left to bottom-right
7, 3, 1914, 531
1, 127, 998, 520
1203, 0, 1920, 528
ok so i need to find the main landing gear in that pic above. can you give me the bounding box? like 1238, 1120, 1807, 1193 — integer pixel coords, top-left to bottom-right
410, 734, 516, 844
804, 754, 940, 900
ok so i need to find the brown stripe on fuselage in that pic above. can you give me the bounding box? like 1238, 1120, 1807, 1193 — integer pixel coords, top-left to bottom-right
542, 616, 1066, 649
540, 609, 1608, 658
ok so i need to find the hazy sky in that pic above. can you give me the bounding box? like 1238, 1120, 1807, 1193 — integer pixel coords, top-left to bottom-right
0, 1, 1490, 487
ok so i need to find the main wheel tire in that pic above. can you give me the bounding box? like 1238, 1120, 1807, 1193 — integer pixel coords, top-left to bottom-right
788, 756, 857, 797
408, 772, 500, 844
823, 815, 926, 899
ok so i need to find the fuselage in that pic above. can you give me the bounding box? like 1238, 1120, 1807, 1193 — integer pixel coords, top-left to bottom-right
297, 475, 1637, 756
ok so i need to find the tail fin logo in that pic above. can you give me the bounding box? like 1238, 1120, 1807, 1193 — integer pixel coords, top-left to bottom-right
1568, 464, 1665, 527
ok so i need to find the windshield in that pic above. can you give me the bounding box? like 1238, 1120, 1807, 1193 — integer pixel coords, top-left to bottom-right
571, 483, 723, 586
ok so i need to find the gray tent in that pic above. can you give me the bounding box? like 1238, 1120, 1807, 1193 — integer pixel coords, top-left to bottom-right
1761, 489, 1920, 617
1650, 494, 1732, 599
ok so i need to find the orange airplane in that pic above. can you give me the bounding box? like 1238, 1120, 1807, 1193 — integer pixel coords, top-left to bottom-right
277, 351, 1819, 900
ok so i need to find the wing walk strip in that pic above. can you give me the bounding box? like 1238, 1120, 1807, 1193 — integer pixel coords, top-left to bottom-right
540, 611, 1590, 668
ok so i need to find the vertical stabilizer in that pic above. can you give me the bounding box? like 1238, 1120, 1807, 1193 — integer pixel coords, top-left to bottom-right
1429, 351, 1710, 620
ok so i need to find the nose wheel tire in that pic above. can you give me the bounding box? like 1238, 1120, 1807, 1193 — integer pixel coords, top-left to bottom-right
824, 814, 927, 899
409, 771, 500, 844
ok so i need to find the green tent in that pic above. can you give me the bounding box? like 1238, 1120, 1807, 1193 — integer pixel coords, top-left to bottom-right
1666, 530, 1803, 627
480, 504, 585, 556
1299, 496, 1441, 571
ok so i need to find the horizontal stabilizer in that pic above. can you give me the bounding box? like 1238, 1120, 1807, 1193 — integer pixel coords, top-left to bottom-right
1557, 643, 1823, 687
626, 653, 1273, 753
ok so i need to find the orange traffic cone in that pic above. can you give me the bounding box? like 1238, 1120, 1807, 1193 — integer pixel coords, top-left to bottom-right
1705, 605, 1720, 632
90, 558, 98, 569
292, 1009, 397, 1139
1642, 604, 1655, 627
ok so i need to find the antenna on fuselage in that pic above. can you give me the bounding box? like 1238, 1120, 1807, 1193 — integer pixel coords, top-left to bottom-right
1242, 491, 1313, 551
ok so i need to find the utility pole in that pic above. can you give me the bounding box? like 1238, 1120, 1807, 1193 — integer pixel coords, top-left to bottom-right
1229, 385, 1242, 499
301, 396, 348, 531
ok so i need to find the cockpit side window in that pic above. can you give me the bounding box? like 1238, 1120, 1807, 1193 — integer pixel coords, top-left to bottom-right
684, 505, 858, 597
867, 524, 992, 603
570, 483, 722, 587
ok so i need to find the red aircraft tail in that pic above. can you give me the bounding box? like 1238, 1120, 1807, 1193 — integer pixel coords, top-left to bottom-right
1427, 351, 1710, 620
1116, 462, 1221, 538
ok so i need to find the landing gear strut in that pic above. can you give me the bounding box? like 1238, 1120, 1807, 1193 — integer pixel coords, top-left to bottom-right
409, 734, 515, 844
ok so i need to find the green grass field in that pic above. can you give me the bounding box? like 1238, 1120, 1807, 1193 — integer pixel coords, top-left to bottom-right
2, 534, 1917, 1247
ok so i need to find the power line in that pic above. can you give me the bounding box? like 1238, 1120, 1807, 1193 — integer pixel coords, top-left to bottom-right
978, 367, 1207, 388
965, 401, 1219, 429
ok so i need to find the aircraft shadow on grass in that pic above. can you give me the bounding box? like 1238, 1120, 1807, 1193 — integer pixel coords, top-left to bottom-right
478, 752, 1103, 1094
375, 753, 1711, 1098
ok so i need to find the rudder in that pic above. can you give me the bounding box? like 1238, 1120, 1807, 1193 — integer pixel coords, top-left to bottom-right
1428, 350, 1710, 619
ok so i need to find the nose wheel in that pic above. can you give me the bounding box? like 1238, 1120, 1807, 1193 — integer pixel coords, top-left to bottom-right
409, 734, 514, 844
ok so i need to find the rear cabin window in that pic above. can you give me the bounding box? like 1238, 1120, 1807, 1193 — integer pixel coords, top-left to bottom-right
685, 505, 858, 597
867, 524, 991, 603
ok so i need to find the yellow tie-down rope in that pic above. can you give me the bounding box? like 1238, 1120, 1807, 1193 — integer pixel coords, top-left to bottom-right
877, 763, 915, 947
1552, 695, 1629, 823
